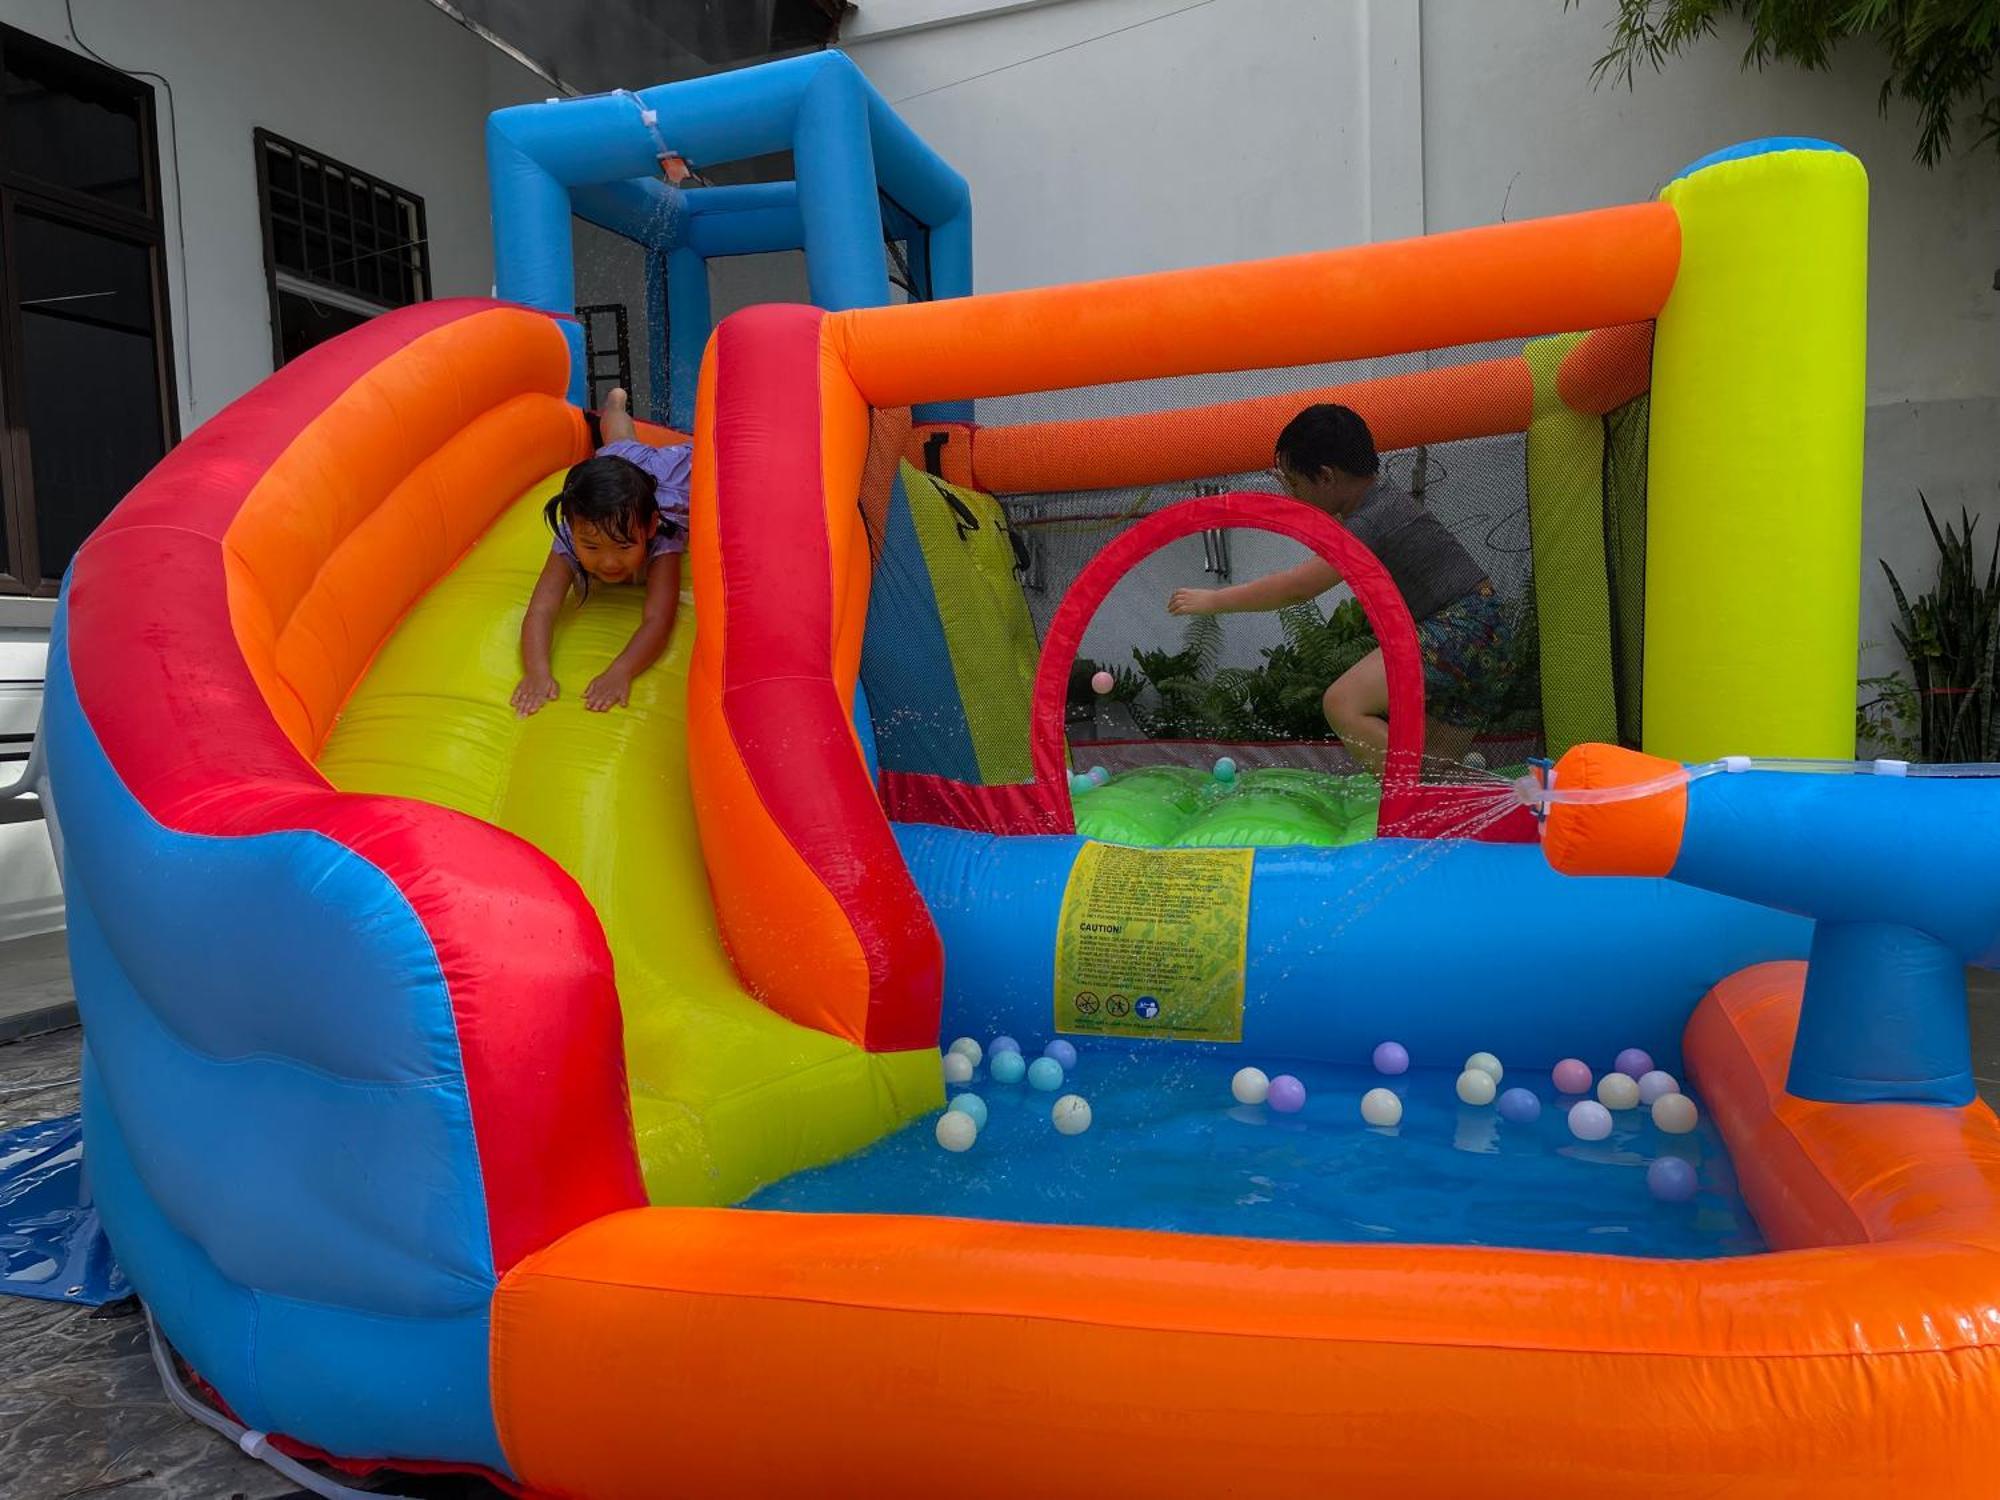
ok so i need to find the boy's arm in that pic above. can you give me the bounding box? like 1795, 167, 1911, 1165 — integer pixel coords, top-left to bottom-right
1169, 557, 1341, 615
583, 553, 683, 712
512, 553, 572, 716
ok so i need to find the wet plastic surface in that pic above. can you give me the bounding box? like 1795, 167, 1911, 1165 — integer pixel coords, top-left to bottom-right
1071, 766, 1381, 848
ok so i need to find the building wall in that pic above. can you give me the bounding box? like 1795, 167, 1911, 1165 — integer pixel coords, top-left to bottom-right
1, 0, 550, 433
845, 0, 2000, 695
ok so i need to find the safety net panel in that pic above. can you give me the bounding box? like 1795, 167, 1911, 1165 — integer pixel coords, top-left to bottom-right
857, 322, 1653, 839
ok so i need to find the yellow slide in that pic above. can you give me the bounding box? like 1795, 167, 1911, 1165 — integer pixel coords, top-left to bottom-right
317, 475, 937, 1204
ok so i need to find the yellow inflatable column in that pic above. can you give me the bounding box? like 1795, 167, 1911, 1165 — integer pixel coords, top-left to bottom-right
1645, 141, 1867, 760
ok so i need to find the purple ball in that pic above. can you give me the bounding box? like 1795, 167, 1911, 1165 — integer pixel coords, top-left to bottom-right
1496, 1087, 1542, 1124
1372, 1041, 1410, 1076
1267, 1074, 1307, 1113
1646, 1156, 1698, 1203
1043, 1039, 1078, 1070
1615, 1047, 1655, 1080
1552, 1058, 1592, 1095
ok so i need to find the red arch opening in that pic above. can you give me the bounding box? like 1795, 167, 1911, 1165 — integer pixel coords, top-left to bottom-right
1027, 492, 1428, 834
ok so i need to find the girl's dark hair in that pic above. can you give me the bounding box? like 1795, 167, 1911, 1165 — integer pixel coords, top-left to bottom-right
1275, 403, 1380, 480
544, 455, 657, 544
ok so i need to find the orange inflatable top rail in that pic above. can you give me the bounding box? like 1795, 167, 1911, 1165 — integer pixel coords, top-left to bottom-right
830, 202, 1680, 409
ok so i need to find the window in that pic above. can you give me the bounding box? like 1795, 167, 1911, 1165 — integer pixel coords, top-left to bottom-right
255, 128, 429, 368
0, 22, 177, 597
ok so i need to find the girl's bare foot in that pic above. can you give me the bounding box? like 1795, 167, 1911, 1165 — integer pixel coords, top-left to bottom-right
601, 386, 637, 444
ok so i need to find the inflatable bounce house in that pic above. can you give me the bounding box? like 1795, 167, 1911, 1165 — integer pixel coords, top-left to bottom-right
40, 36, 2000, 1493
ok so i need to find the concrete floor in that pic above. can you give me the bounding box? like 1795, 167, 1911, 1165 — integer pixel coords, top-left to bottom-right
8, 936, 2000, 1497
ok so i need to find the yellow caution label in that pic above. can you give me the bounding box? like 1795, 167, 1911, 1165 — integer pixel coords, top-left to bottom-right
1053, 842, 1253, 1042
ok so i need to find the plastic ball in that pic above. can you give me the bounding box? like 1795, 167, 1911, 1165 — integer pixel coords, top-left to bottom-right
1464, 752, 1487, 771
1552, 1058, 1593, 1094
948, 1093, 988, 1130
1213, 756, 1238, 783
1651, 1092, 1699, 1135
942, 1052, 974, 1084
1267, 1074, 1307, 1113
1455, 1068, 1497, 1106
1069, 772, 1093, 794
1637, 1070, 1680, 1106
948, 1036, 983, 1066
1088, 765, 1111, 785
989, 1036, 1022, 1057
1567, 1100, 1614, 1142
990, 1050, 1027, 1085
1597, 1072, 1641, 1110
1231, 1066, 1270, 1105
1464, 1051, 1504, 1084
934, 1111, 977, 1152
1497, 1087, 1542, 1124
1646, 1156, 1698, 1203
1372, 1041, 1410, 1076
1043, 1040, 1078, 1069
1051, 1094, 1093, 1135
1027, 1057, 1064, 1091
1615, 1048, 1655, 1080
1090, 669, 1115, 695
1360, 1087, 1403, 1127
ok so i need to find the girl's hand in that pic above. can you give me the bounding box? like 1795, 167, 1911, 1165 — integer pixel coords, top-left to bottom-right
584, 665, 634, 712
1168, 587, 1218, 616
512, 673, 559, 717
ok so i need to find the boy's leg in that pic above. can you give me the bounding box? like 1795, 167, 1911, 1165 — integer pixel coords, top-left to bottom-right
599, 386, 638, 445
1323, 649, 1390, 775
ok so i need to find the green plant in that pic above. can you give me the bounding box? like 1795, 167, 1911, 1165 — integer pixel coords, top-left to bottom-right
1855, 667, 1919, 758
1575, 0, 2000, 167
1880, 496, 2000, 761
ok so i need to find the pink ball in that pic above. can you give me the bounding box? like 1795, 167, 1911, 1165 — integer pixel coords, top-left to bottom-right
1615, 1047, 1655, 1079
1090, 670, 1115, 695
1552, 1058, 1592, 1094
1372, 1041, 1410, 1076
1267, 1074, 1307, 1113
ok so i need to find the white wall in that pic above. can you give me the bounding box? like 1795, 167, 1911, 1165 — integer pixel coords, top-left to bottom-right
0, 0, 549, 431
846, 0, 2000, 703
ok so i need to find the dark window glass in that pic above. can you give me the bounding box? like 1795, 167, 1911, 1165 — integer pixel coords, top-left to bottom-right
1, 38, 146, 209
13, 211, 164, 577
277, 287, 372, 364
259, 132, 426, 310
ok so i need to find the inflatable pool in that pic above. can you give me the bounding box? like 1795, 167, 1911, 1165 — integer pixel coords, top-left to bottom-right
43, 97, 2000, 1498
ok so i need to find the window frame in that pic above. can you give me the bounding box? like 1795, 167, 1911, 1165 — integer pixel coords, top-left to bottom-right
0, 20, 179, 598
253, 126, 429, 373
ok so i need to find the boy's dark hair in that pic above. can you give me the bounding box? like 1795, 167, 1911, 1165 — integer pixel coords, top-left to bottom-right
1275, 403, 1380, 480
545, 454, 657, 544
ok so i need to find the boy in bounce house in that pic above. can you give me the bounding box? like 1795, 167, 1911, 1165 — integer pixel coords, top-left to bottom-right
1168, 402, 1511, 769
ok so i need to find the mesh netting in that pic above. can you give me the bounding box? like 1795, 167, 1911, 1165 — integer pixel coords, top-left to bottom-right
858, 324, 1653, 824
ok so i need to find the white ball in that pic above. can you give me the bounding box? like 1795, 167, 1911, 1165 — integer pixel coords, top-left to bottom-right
948, 1036, 983, 1066
1361, 1087, 1403, 1127
1231, 1067, 1271, 1105
1455, 1068, 1497, 1106
1652, 1092, 1699, 1134
1051, 1094, 1093, 1135
934, 1111, 977, 1152
1596, 1071, 1641, 1110
1465, 1051, 1504, 1083
942, 1051, 974, 1084
1637, 1070, 1680, 1105
1567, 1100, 1614, 1141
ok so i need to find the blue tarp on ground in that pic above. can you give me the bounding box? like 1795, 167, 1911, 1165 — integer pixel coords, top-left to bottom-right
0, 1113, 125, 1305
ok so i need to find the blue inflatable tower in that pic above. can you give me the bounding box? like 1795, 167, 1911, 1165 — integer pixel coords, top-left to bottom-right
487, 52, 972, 428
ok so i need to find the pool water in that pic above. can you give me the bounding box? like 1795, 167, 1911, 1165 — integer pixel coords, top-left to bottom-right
746, 1047, 1768, 1259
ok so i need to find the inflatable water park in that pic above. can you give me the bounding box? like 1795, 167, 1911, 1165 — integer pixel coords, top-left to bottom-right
38, 48, 2000, 1498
